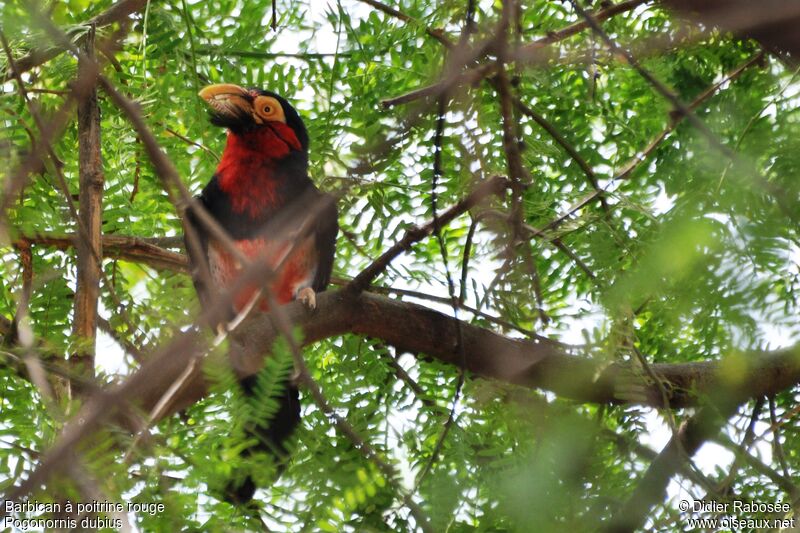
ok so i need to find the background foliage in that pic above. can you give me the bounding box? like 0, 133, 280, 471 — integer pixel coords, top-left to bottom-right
1, 0, 799, 531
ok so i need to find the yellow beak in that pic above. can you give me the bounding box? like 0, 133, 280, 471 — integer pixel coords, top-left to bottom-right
199, 83, 249, 102
199, 84, 252, 117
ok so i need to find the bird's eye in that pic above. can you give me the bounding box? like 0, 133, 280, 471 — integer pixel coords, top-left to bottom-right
253, 96, 286, 123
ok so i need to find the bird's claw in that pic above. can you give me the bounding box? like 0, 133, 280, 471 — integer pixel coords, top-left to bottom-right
297, 287, 316, 310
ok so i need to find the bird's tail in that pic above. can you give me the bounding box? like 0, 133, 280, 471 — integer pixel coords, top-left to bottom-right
222, 377, 301, 504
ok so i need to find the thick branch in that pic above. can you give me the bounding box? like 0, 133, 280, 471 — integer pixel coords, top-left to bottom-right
229, 292, 800, 410
6, 290, 800, 504
38, 292, 800, 423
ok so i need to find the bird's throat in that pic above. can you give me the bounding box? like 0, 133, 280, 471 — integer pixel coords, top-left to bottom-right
216, 129, 299, 218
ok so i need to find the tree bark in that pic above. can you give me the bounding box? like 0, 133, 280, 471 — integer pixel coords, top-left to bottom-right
71, 27, 104, 385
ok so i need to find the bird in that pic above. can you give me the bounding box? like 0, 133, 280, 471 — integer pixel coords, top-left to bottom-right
184, 83, 338, 503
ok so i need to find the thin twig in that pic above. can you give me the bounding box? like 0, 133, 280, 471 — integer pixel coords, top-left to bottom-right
567, 0, 797, 223
163, 125, 219, 161
356, 0, 452, 47
711, 397, 764, 497
768, 396, 791, 479
348, 176, 509, 292
358, 282, 565, 346
539, 50, 766, 234
258, 286, 435, 533
411, 46, 467, 491
510, 94, 611, 214
459, 216, 479, 306
0, 0, 147, 83
97, 316, 145, 363
194, 47, 354, 60
13, 233, 188, 272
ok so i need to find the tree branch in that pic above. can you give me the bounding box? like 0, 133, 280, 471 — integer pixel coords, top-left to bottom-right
1, 0, 147, 83
538, 50, 766, 234
603, 400, 742, 532
516, 0, 648, 57
71, 27, 103, 383
381, 0, 649, 108
661, 0, 800, 62
6, 289, 800, 505
14, 233, 189, 272
348, 175, 509, 292
568, 0, 798, 223
356, 0, 452, 48
232, 291, 800, 411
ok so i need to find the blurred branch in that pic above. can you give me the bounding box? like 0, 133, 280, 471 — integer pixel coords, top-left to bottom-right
348, 175, 510, 292
98, 74, 252, 302
356, 0, 453, 47
713, 429, 800, 502
710, 397, 764, 497
494, 8, 527, 234
568, 0, 798, 224
8, 3, 148, 360
381, 63, 497, 108
602, 427, 716, 492
480, 210, 598, 281
539, 50, 766, 234
662, 0, 800, 63
603, 401, 742, 532
0, 83, 83, 239
382, 0, 649, 108
768, 396, 791, 479
616, 51, 765, 181
517, 0, 648, 56
0, 0, 147, 83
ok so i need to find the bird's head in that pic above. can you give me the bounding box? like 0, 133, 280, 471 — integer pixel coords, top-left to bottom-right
199, 83, 309, 156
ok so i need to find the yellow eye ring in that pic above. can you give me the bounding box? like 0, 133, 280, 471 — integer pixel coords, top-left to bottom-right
253, 95, 286, 123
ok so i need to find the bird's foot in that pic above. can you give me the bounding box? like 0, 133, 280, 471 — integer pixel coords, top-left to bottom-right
297, 287, 316, 310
